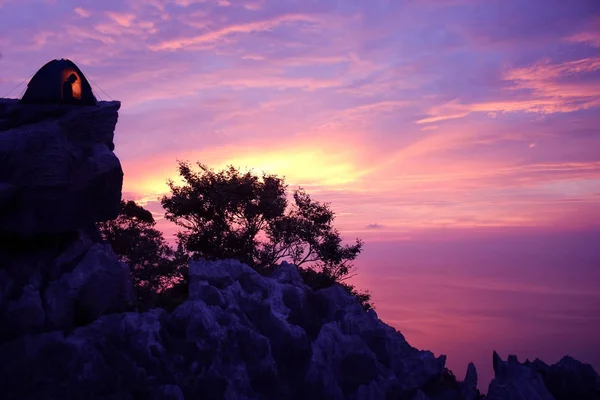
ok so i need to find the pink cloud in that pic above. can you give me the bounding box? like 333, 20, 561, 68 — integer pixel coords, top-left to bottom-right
419, 57, 600, 124
149, 13, 318, 50
105, 12, 137, 27
565, 31, 600, 47
74, 7, 91, 18
504, 57, 600, 82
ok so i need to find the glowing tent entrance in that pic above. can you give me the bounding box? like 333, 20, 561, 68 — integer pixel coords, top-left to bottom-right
20, 59, 97, 106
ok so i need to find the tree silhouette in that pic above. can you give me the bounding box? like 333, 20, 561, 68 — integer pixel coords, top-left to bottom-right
162, 161, 362, 273
161, 161, 372, 309
97, 200, 187, 310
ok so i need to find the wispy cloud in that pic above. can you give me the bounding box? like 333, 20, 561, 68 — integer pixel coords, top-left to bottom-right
419, 57, 600, 123
565, 31, 600, 47
366, 223, 385, 230
74, 7, 91, 18
149, 13, 317, 50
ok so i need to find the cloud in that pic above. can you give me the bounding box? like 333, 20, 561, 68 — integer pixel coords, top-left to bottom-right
106, 12, 137, 27
565, 31, 600, 47
504, 57, 600, 81
338, 101, 409, 119
64, 25, 115, 44
563, 16, 600, 47
149, 13, 318, 50
418, 57, 600, 123
416, 100, 470, 124
244, 1, 265, 11
450, 0, 600, 48
366, 223, 385, 230
74, 7, 91, 18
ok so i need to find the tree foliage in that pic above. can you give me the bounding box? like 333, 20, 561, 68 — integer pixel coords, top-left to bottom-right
97, 200, 187, 310
161, 161, 372, 309
161, 161, 363, 272
97, 163, 372, 311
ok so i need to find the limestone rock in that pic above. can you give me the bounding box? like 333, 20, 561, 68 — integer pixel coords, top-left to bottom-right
61, 244, 134, 323
43, 280, 74, 330
0, 236, 134, 338
526, 356, 600, 400
0, 258, 448, 400
270, 261, 304, 285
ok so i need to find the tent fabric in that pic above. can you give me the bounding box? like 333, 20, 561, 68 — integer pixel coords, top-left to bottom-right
20, 59, 98, 106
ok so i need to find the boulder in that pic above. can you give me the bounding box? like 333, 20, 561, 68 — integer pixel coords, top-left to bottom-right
0, 239, 134, 338
55, 227, 96, 268
3, 285, 45, 335
270, 261, 304, 286
43, 280, 74, 330
60, 244, 134, 323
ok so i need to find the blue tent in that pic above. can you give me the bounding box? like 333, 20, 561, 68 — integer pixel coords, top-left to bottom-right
20, 59, 97, 106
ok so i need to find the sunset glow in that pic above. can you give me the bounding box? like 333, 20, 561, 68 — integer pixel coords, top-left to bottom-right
1, 0, 599, 391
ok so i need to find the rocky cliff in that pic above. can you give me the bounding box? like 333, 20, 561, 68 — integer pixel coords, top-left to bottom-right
0, 98, 122, 235
0, 99, 132, 343
0, 98, 598, 400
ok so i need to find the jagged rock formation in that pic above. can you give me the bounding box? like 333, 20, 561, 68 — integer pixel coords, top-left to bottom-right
528, 356, 600, 400
487, 352, 555, 400
460, 363, 479, 400
487, 352, 600, 400
0, 98, 599, 400
0, 259, 451, 400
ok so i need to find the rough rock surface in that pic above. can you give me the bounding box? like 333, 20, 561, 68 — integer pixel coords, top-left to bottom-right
0, 258, 447, 400
460, 363, 479, 400
486, 352, 600, 400
0, 98, 122, 235
0, 229, 135, 341
0, 98, 133, 341
527, 356, 600, 400
487, 352, 555, 400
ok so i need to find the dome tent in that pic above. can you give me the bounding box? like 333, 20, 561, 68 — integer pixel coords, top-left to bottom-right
20, 59, 98, 106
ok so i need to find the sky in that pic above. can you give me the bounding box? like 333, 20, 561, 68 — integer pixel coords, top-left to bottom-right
1, 0, 599, 392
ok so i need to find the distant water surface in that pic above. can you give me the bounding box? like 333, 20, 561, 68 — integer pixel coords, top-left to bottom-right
350, 228, 600, 392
